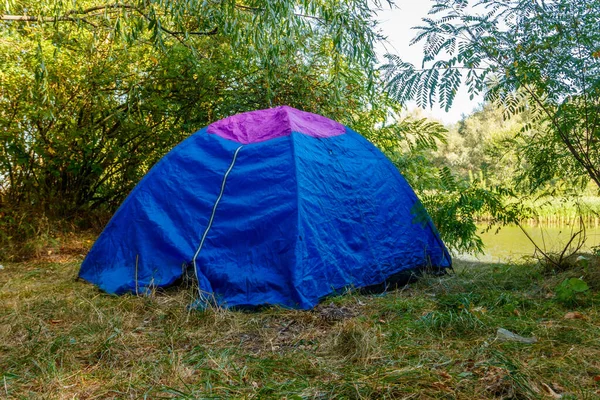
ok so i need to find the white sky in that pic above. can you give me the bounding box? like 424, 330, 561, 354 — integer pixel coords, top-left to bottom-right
375, 1, 483, 124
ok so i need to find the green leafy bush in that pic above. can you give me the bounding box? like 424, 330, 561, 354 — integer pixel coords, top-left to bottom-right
555, 278, 590, 305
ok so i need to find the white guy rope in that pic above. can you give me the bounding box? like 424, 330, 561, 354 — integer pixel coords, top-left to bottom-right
192, 145, 243, 298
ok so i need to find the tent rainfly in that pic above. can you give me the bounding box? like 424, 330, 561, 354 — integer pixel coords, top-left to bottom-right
79, 106, 451, 309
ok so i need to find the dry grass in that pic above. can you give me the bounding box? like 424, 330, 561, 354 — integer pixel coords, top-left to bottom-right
1, 242, 599, 399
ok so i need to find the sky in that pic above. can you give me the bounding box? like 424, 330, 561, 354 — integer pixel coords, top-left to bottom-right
375, 1, 483, 124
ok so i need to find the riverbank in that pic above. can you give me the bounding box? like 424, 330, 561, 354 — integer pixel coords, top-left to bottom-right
476, 196, 600, 225
458, 222, 600, 264
1, 251, 599, 398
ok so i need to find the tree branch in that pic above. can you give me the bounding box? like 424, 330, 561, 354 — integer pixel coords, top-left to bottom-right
1, 3, 219, 36
0, 14, 98, 27
235, 4, 324, 22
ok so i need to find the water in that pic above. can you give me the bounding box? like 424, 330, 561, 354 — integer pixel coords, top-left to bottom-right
457, 223, 600, 263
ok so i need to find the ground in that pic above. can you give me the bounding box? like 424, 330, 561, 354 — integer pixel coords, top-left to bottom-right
1, 240, 599, 399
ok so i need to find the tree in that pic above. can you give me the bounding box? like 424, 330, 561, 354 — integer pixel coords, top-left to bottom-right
0, 0, 383, 100
434, 103, 525, 187
382, 0, 600, 192
0, 0, 391, 257
0, 0, 384, 211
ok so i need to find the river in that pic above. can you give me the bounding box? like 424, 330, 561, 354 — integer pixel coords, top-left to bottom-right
456, 222, 600, 263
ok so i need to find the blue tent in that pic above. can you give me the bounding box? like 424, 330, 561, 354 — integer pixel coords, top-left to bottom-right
79, 106, 451, 309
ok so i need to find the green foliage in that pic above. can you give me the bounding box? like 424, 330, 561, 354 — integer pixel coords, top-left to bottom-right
383, 0, 600, 192
1, 0, 383, 101
434, 103, 524, 186
432, 100, 600, 230
555, 278, 590, 305
0, 0, 392, 257
419, 176, 527, 254
381, 0, 600, 255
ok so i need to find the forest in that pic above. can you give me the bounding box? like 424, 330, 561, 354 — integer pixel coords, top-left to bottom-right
1, 0, 599, 398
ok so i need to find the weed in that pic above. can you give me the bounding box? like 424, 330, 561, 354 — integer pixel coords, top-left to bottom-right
555, 278, 590, 306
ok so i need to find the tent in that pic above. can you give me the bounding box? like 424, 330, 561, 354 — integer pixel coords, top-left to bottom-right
79, 106, 451, 309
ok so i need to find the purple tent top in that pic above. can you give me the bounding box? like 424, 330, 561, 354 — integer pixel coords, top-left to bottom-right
206, 105, 346, 144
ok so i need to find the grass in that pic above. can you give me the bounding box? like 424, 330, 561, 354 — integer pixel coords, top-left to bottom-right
1, 243, 600, 399
526, 196, 600, 226
476, 196, 600, 225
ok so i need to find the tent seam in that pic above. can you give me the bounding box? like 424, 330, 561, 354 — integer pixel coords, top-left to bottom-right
192, 144, 244, 300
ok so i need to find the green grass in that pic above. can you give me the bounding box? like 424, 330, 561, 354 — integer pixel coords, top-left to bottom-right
526, 196, 600, 225
476, 196, 600, 225
1, 249, 599, 399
